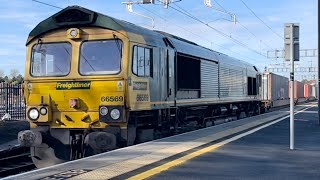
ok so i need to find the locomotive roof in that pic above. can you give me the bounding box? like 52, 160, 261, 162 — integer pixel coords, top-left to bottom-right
27, 6, 166, 46
27, 6, 258, 72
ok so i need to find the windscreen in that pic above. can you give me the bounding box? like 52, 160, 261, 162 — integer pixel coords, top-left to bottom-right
30, 43, 71, 77
79, 40, 122, 75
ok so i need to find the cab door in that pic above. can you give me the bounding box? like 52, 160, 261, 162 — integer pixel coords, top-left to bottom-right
165, 46, 176, 106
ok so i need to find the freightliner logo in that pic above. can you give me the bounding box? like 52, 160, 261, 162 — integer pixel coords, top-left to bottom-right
56, 81, 91, 90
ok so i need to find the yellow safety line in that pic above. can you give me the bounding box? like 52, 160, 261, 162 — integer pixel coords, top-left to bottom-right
127, 107, 311, 180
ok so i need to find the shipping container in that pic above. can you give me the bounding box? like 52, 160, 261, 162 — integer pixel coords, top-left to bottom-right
261, 72, 289, 108
311, 84, 316, 97
289, 80, 304, 102
304, 84, 312, 99
311, 83, 319, 99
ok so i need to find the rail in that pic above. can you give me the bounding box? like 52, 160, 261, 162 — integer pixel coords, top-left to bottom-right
0, 146, 35, 178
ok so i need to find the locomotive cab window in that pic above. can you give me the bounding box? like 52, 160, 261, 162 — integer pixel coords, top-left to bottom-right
132, 46, 153, 77
79, 39, 122, 75
31, 43, 71, 77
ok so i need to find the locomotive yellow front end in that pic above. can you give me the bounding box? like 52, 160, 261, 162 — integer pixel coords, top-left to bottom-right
18, 7, 131, 168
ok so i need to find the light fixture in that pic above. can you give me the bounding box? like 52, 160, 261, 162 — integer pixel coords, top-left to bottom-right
99, 106, 108, 116
28, 108, 39, 121
110, 109, 120, 120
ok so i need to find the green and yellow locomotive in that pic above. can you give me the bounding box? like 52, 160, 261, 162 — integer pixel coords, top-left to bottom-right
18, 6, 260, 168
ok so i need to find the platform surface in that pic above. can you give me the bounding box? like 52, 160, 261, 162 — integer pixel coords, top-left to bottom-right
4, 103, 315, 180
148, 104, 320, 180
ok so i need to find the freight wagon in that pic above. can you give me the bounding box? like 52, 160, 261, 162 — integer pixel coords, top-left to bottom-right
261, 72, 289, 110
289, 80, 305, 104
304, 84, 312, 100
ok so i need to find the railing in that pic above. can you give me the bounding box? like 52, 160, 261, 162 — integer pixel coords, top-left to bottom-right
0, 83, 25, 121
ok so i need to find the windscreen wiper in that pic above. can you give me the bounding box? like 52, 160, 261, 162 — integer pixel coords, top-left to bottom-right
113, 34, 122, 58
34, 39, 64, 75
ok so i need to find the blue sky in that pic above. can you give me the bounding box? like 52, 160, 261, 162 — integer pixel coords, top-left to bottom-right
0, 0, 317, 77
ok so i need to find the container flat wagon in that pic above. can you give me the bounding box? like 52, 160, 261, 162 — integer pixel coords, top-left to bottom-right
261, 72, 289, 110
289, 80, 305, 104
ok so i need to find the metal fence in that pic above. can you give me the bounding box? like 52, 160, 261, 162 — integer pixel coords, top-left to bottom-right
0, 83, 25, 120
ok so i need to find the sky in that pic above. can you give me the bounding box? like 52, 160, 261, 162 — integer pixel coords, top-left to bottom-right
0, 0, 317, 78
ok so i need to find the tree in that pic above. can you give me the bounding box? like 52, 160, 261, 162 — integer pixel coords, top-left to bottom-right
10, 76, 17, 84
10, 69, 19, 79
3, 76, 9, 83
0, 71, 4, 82
0, 70, 4, 78
16, 74, 24, 84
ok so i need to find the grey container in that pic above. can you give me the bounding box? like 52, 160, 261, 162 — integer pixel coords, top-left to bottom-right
262, 72, 289, 101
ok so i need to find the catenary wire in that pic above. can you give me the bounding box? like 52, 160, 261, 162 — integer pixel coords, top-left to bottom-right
210, 0, 274, 50
239, 0, 283, 40
137, 4, 257, 62
168, 2, 267, 57
32, 0, 63, 9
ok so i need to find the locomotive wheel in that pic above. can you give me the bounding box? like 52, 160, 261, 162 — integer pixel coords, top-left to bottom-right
31, 143, 70, 168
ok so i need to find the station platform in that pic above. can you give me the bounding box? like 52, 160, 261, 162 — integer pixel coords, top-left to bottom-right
148, 103, 320, 180
4, 103, 318, 180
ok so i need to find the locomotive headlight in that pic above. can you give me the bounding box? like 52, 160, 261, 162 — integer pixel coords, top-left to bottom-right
70, 29, 78, 37
99, 106, 108, 116
67, 28, 81, 39
28, 108, 39, 121
40, 107, 47, 115
110, 109, 120, 120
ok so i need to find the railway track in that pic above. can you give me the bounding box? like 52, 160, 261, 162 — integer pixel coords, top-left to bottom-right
0, 146, 35, 178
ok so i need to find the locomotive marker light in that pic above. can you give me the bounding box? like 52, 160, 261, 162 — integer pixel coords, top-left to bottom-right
99, 106, 108, 116
284, 23, 299, 150
110, 109, 121, 120
40, 107, 48, 115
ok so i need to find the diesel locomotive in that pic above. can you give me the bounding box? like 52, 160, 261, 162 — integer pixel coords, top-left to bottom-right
18, 6, 261, 168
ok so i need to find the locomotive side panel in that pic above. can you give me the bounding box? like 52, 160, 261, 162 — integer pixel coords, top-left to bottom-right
200, 60, 219, 98
219, 63, 245, 98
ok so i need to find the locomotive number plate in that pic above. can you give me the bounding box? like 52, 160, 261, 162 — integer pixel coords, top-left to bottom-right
136, 94, 149, 101
100, 96, 124, 102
